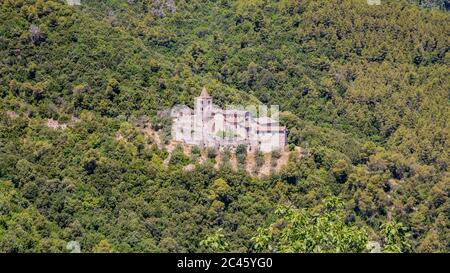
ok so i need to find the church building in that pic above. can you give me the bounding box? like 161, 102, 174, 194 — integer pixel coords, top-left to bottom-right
171, 87, 287, 152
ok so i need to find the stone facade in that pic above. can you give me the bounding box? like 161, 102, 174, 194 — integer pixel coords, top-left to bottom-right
171, 87, 287, 152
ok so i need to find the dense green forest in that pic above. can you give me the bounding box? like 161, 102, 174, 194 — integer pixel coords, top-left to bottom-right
0, 0, 448, 252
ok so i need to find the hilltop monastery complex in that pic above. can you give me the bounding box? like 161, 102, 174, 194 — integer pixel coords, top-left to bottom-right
171, 87, 287, 153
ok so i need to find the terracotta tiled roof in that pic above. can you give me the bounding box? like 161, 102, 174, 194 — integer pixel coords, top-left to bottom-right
199, 86, 211, 98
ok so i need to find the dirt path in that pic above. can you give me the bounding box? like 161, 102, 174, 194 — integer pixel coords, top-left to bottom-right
295, 146, 305, 157
153, 131, 163, 149
142, 124, 163, 149
258, 153, 272, 178
229, 151, 238, 171
166, 140, 178, 153
214, 152, 222, 170
198, 149, 208, 165
6, 111, 18, 119
275, 149, 290, 172
182, 144, 191, 157
139, 122, 299, 175
245, 152, 256, 175
141, 127, 157, 147
183, 164, 195, 172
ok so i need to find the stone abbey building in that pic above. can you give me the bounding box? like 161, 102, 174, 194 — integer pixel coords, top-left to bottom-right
171, 87, 286, 152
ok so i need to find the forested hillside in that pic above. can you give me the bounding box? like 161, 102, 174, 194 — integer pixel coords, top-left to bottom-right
0, 0, 448, 252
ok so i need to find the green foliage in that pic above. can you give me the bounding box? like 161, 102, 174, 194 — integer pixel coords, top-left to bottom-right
200, 228, 229, 252
255, 152, 264, 169
151, 116, 172, 145
190, 145, 201, 163
216, 130, 240, 139
208, 178, 231, 202
206, 147, 217, 160
169, 145, 189, 167
381, 220, 411, 253
236, 144, 247, 165
0, 0, 448, 253
221, 149, 231, 166
252, 197, 368, 253
93, 240, 115, 253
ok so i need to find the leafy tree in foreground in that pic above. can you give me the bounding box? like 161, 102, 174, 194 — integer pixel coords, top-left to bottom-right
381, 220, 411, 253
200, 228, 229, 253
252, 197, 368, 253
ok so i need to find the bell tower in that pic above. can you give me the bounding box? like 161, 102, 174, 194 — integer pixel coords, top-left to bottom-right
195, 86, 212, 119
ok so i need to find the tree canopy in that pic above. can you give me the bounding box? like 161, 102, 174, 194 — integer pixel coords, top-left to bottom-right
0, 0, 448, 252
